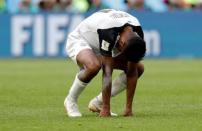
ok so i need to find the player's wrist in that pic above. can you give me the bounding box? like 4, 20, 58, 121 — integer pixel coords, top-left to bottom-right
123, 108, 133, 117
102, 104, 110, 111
100, 106, 111, 117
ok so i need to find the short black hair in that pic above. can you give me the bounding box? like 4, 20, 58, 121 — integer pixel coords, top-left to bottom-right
123, 35, 146, 63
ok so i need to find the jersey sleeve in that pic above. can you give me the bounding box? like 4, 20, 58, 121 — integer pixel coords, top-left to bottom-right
97, 28, 119, 56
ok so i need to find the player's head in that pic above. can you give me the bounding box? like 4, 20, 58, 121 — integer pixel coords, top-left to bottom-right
123, 35, 146, 62
117, 26, 146, 62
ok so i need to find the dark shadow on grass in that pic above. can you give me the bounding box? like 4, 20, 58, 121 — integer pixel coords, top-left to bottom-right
82, 111, 184, 119
62, 110, 184, 119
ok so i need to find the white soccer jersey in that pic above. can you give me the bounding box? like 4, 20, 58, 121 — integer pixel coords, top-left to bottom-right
68, 9, 143, 57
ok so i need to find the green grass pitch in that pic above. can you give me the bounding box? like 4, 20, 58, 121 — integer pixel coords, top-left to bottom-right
0, 59, 202, 131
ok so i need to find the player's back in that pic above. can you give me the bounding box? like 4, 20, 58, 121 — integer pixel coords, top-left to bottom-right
69, 9, 141, 54
77, 9, 140, 33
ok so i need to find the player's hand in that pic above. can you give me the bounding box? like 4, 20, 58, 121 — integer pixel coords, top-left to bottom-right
123, 109, 133, 117
99, 109, 111, 117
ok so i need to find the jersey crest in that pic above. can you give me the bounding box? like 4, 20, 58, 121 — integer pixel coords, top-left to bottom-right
101, 40, 110, 51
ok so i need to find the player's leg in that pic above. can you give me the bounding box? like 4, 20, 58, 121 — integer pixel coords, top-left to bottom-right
76, 49, 101, 83
66, 49, 101, 99
65, 49, 101, 117
88, 72, 126, 116
88, 72, 126, 112
64, 35, 101, 117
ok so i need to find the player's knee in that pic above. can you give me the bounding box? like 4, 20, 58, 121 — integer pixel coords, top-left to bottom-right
86, 60, 101, 75
137, 63, 144, 77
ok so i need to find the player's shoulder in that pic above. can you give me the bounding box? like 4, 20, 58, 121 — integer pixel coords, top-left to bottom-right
97, 9, 117, 13
95, 9, 129, 17
92, 9, 138, 21
84, 9, 140, 29
109, 10, 140, 26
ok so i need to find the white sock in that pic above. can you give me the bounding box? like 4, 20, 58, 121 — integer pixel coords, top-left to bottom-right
67, 74, 88, 101
97, 72, 126, 102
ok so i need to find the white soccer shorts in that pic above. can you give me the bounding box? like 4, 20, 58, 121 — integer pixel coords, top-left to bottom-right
66, 32, 92, 64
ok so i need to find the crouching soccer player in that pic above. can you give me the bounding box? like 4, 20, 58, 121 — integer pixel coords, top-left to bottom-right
64, 9, 146, 117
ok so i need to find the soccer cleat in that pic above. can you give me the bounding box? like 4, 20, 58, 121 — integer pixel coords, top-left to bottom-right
88, 97, 102, 112
64, 97, 82, 117
88, 97, 118, 117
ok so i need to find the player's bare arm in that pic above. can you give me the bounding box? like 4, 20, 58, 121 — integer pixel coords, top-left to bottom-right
99, 56, 113, 117
124, 61, 138, 116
